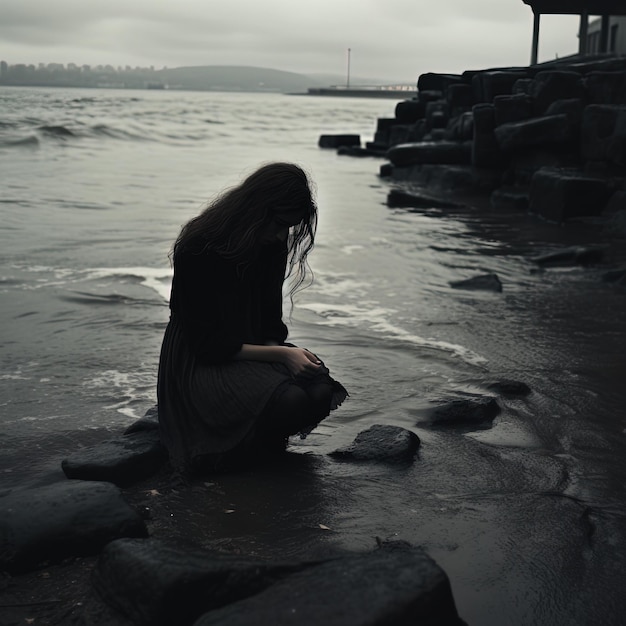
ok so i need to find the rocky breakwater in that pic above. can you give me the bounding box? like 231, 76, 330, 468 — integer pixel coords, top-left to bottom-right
370, 56, 626, 229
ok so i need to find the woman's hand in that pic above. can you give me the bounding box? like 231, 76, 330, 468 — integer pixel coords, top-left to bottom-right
279, 346, 322, 378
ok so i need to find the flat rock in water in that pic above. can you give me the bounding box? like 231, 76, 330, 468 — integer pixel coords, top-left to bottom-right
531, 245, 607, 266
449, 273, 503, 292
194, 543, 465, 626
318, 134, 360, 148
329, 424, 420, 463
427, 397, 500, 427
387, 188, 462, 209
90, 538, 313, 626
0, 481, 147, 574
124, 404, 159, 434
61, 429, 168, 487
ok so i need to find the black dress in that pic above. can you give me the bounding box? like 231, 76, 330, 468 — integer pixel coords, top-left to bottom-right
157, 237, 347, 471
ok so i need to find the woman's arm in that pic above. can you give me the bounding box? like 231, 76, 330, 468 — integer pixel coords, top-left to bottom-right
233, 343, 321, 378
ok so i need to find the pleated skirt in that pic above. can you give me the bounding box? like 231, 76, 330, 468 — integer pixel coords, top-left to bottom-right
157, 317, 348, 472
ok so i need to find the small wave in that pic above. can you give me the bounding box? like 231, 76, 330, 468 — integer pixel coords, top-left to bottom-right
91, 124, 150, 141
37, 125, 75, 137
301, 301, 488, 368
0, 135, 40, 148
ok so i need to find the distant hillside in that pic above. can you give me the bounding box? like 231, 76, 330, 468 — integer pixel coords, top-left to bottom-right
155, 65, 332, 93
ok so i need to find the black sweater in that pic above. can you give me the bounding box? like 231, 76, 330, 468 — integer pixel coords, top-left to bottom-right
169, 239, 289, 364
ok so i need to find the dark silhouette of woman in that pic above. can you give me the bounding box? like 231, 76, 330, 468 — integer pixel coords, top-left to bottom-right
157, 162, 347, 473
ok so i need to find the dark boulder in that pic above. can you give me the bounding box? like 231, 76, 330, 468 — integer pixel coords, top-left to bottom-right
490, 187, 529, 211
395, 99, 426, 123
0, 481, 147, 574
447, 84, 475, 116
531, 244, 608, 266
318, 134, 360, 149
472, 103, 501, 168
387, 189, 462, 209
124, 404, 159, 434
418, 72, 464, 93
387, 141, 471, 167
529, 71, 585, 115
472, 71, 528, 103
194, 542, 465, 626
62, 429, 168, 487
581, 105, 626, 166
426, 397, 500, 427
586, 71, 626, 106
494, 94, 533, 126
329, 424, 420, 463
449, 273, 503, 292
91, 538, 312, 626
528, 168, 614, 222
495, 114, 573, 153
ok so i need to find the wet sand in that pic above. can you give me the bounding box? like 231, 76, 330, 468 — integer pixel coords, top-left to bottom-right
2, 197, 626, 625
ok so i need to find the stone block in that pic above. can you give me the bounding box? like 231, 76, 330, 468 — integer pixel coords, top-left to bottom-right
447, 83, 474, 115
0, 481, 147, 573
329, 424, 421, 463
472, 70, 528, 103
318, 134, 360, 149
472, 104, 501, 168
545, 98, 585, 131
194, 543, 464, 626
495, 114, 573, 153
446, 112, 474, 142
529, 71, 585, 115
585, 71, 626, 105
581, 104, 626, 166
395, 99, 426, 123
387, 141, 471, 166
528, 167, 614, 222
417, 72, 464, 93
494, 94, 533, 126
62, 429, 168, 487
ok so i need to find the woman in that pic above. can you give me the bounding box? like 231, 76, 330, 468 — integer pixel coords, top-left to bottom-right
157, 162, 347, 473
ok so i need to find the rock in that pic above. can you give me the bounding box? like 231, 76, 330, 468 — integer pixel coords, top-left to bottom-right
472, 71, 528, 103
395, 99, 425, 123
91, 538, 311, 626
426, 397, 500, 427
318, 134, 360, 149
529, 71, 585, 115
485, 379, 532, 396
388, 124, 413, 146
387, 189, 462, 209
446, 112, 474, 142
387, 141, 471, 167
528, 168, 614, 222
124, 404, 159, 434
544, 98, 585, 131
61, 429, 168, 487
586, 71, 626, 106
329, 424, 420, 463
418, 72, 464, 93
0, 481, 147, 574
337, 145, 386, 158
602, 267, 626, 284
472, 103, 501, 168
581, 105, 626, 166
194, 542, 464, 626
495, 114, 573, 153
531, 244, 608, 266
447, 84, 475, 116
494, 94, 533, 126
490, 187, 529, 211
449, 273, 503, 292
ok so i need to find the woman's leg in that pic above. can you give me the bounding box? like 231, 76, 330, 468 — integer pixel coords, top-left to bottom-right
261, 380, 334, 436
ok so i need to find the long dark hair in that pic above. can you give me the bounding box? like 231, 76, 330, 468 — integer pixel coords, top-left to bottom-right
172, 162, 317, 296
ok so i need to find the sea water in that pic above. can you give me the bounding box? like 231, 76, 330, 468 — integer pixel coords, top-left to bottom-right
2, 85, 626, 624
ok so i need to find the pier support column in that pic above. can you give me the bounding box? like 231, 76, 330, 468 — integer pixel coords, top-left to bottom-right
579, 10, 589, 56
600, 15, 610, 53
531, 11, 541, 65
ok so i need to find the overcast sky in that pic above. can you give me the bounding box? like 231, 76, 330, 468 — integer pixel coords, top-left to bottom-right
2, 0, 583, 82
